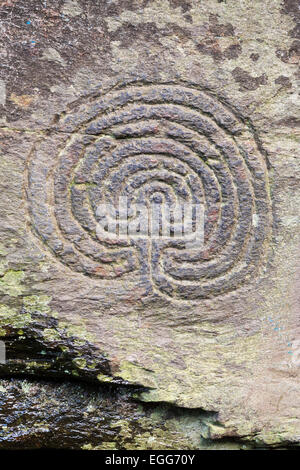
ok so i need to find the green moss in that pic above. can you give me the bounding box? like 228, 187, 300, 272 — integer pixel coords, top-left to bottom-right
81, 442, 117, 450
87, 361, 97, 369
0, 270, 25, 297
42, 328, 61, 342
109, 414, 204, 450
72, 357, 87, 369
97, 373, 114, 383
97, 442, 118, 450
23, 295, 52, 314
0, 305, 32, 331
118, 360, 156, 388
58, 321, 95, 343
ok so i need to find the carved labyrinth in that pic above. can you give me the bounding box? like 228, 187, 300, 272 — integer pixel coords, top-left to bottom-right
27, 84, 272, 301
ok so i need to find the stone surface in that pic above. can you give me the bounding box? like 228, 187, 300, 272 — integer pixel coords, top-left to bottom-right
0, 0, 299, 449
0, 378, 258, 450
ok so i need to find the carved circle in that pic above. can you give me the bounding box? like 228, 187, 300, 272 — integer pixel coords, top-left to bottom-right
27, 83, 272, 300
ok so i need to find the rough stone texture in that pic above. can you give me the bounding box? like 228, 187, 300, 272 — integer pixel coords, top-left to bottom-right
0, 378, 258, 450
0, 0, 299, 449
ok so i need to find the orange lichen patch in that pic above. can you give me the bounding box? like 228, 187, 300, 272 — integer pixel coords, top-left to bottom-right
92, 265, 111, 277
9, 93, 34, 108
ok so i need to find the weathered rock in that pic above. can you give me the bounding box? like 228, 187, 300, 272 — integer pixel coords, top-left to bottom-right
0, 378, 258, 450
0, 0, 299, 449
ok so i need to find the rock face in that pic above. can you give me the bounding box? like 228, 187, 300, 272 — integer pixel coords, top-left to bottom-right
0, 378, 257, 450
0, 0, 299, 449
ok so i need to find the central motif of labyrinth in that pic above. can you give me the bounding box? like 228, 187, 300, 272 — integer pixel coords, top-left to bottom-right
27, 84, 272, 301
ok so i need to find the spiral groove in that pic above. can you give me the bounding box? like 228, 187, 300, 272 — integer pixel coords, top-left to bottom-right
27, 84, 272, 301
